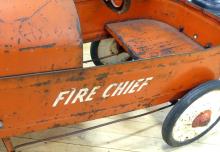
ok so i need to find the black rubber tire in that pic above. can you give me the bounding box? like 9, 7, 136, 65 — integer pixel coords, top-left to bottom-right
90, 41, 103, 66
162, 80, 220, 147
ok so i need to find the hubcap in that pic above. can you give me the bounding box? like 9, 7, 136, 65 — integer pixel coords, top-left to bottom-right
172, 90, 220, 142
192, 110, 212, 128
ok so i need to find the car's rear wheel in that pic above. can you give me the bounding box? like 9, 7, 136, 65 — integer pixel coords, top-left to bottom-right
162, 80, 220, 147
90, 38, 130, 66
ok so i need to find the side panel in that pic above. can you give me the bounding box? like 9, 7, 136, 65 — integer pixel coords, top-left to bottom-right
0, 0, 82, 77
0, 47, 220, 138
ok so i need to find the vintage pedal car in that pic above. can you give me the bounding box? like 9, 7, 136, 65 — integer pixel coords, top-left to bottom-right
0, 0, 220, 151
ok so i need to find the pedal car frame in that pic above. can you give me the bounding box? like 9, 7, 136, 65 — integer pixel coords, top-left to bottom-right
0, 0, 220, 151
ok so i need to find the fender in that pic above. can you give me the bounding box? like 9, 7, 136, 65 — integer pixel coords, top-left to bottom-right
0, 0, 82, 77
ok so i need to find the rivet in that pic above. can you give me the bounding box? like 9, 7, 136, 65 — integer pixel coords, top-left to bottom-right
0, 121, 3, 128
193, 34, 198, 39
204, 43, 212, 49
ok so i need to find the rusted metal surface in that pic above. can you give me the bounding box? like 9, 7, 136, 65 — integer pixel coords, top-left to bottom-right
106, 19, 205, 59
0, 0, 82, 77
0, 0, 219, 149
75, 0, 220, 46
0, 46, 220, 138
192, 110, 212, 128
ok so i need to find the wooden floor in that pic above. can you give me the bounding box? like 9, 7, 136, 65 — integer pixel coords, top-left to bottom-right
1, 43, 220, 152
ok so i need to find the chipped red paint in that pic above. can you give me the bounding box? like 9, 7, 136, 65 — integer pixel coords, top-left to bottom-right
192, 110, 212, 128
0, 1, 220, 151
0, 0, 82, 77
106, 19, 205, 59
75, 0, 220, 44
0, 47, 220, 138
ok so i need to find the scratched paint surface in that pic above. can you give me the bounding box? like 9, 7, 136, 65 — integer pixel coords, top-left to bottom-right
0, 0, 82, 76
0, 46, 220, 138
0, 0, 220, 140
75, 0, 220, 46
106, 19, 205, 59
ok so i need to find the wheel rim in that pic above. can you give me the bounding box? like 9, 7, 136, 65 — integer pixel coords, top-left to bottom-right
172, 90, 220, 142
97, 38, 130, 65
110, 0, 123, 7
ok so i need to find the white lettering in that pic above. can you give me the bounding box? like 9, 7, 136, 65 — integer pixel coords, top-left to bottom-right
53, 91, 70, 107
128, 79, 145, 94
52, 77, 154, 107
112, 81, 130, 97
102, 83, 117, 98
85, 86, 101, 101
64, 89, 76, 105
123, 80, 135, 94
72, 88, 89, 103
137, 77, 154, 92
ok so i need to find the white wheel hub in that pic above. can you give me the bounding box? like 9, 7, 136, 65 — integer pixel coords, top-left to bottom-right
98, 38, 130, 64
173, 90, 220, 142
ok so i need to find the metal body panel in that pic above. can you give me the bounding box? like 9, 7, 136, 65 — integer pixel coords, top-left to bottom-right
0, 0, 219, 142
0, 0, 82, 77
75, 0, 220, 47
0, 47, 220, 138
106, 19, 204, 59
